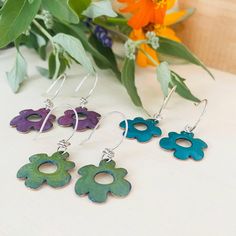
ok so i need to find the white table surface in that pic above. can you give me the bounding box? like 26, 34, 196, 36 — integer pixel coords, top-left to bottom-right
0, 47, 236, 236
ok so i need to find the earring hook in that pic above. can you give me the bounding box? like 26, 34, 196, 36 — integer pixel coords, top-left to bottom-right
35, 104, 79, 153
75, 73, 98, 107
185, 99, 208, 133
44, 73, 67, 109
145, 86, 177, 121
79, 111, 129, 161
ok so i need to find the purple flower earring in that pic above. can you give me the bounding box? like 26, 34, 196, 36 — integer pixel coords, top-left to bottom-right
10, 74, 67, 133
58, 73, 101, 131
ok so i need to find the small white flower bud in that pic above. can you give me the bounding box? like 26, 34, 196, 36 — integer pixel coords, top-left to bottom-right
124, 39, 136, 60
146, 31, 160, 49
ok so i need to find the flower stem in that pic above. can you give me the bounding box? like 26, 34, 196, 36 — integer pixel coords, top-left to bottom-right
32, 19, 54, 44
138, 46, 159, 66
106, 17, 128, 25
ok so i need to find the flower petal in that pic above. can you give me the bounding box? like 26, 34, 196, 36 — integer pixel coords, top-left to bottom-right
110, 179, 131, 197
174, 149, 189, 160
167, 0, 176, 10
88, 186, 109, 203
29, 153, 48, 162
46, 172, 71, 188
78, 165, 97, 176
17, 164, 33, 178
15, 122, 33, 133
10, 115, 23, 126
75, 176, 92, 196
63, 161, 75, 171
58, 116, 74, 127
136, 132, 153, 142
194, 138, 208, 149
24, 177, 45, 189
33, 120, 53, 132
114, 168, 128, 178
191, 149, 205, 161
160, 137, 174, 150
119, 120, 127, 129
164, 10, 187, 26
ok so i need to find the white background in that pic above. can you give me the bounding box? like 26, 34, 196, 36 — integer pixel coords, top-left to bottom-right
0, 47, 236, 236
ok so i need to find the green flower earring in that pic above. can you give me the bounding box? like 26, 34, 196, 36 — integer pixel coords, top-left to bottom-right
17, 152, 75, 189
17, 105, 79, 189
75, 111, 132, 203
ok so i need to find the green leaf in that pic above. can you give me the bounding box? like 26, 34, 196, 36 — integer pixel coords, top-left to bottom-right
6, 51, 28, 93
42, 0, 79, 24
156, 62, 171, 97
88, 34, 121, 78
52, 22, 121, 79
48, 51, 68, 79
170, 71, 200, 103
157, 36, 214, 79
0, 0, 41, 48
37, 66, 49, 78
35, 34, 47, 60
121, 58, 142, 107
0, 0, 4, 8
15, 33, 38, 50
52, 33, 95, 74
83, 0, 117, 19
68, 0, 91, 16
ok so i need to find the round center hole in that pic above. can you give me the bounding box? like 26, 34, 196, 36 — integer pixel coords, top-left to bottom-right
176, 139, 192, 148
27, 114, 42, 122
94, 173, 114, 185
134, 123, 148, 131
39, 163, 57, 174
73, 113, 87, 121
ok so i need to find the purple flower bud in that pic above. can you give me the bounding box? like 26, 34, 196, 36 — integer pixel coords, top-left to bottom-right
94, 25, 113, 48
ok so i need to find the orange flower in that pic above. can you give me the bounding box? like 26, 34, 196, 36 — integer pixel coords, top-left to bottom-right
130, 6, 188, 67
118, 0, 176, 29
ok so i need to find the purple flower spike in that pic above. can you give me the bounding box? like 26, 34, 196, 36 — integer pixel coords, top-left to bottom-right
58, 107, 101, 131
10, 108, 56, 133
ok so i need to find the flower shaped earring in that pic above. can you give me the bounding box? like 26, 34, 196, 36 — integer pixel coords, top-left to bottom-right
17, 104, 79, 189
75, 111, 131, 203
10, 74, 67, 133
159, 99, 208, 161
120, 86, 176, 143
58, 73, 101, 131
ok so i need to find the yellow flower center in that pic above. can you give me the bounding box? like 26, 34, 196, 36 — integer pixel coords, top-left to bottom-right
152, 0, 167, 8
154, 24, 165, 34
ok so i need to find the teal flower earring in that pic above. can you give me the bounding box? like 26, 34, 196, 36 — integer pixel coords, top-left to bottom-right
17, 104, 79, 189
120, 87, 176, 143
160, 99, 208, 161
75, 111, 131, 203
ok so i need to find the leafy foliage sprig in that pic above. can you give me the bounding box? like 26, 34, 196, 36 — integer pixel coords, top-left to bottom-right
0, 0, 213, 106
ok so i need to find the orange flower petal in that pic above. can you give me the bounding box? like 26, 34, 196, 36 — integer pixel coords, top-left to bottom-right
156, 26, 181, 42
164, 10, 187, 26
167, 0, 176, 10
118, 0, 168, 29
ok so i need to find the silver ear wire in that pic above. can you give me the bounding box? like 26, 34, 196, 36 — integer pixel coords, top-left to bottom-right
79, 111, 129, 162
145, 86, 177, 121
35, 104, 79, 153
75, 73, 98, 107
44, 73, 67, 109
185, 99, 208, 133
